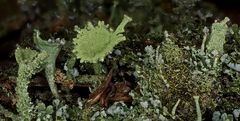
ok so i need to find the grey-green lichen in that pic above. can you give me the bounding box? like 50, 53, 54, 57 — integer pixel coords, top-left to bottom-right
73, 15, 132, 63
64, 54, 76, 80
212, 111, 234, 121
0, 105, 16, 120
138, 29, 220, 120
33, 102, 54, 121
33, 30, 64, 98
193, 96, 202, 121
15, 47, 48, 121
207, 17, 229, 54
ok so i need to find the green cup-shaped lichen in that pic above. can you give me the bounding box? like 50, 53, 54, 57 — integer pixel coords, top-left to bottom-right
73, 15, 132, 63
33, 30, 62, 98
15, 48, 47, 121
207, 17, 229, 54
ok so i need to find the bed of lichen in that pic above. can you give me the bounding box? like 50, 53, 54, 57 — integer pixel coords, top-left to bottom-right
0, 0, 240, 121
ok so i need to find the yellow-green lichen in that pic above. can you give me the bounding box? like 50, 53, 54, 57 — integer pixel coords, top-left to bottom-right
207, 17, 229, 54
73, 15, 132, 63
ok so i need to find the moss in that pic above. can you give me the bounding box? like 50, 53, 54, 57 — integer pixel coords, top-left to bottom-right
161, 31, 184, 64
134, 30, 221, 120
2, 0, 240, 120
0, 105, 16, 120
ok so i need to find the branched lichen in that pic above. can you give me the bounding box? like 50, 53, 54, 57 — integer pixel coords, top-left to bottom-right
15, 47, 47, 121
73, 15, 132, 63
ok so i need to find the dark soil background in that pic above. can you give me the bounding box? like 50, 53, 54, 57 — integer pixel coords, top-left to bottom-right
1, 0, 240, 60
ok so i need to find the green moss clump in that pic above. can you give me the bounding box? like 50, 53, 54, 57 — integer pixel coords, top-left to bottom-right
161, 31, 184, 64
134, 31, 220, 120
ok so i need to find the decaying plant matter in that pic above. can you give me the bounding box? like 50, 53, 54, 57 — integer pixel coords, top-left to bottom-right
87, 68, 132, 107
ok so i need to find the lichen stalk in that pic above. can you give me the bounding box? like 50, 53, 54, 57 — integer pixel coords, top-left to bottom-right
33, 30, 63, 98
193, 96, 202, 121
15, 48, 47, 121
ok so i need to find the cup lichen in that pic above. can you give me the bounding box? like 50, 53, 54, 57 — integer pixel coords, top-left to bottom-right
207, 17, 229, 54
33, 30, 63, 98
73, 15, 132, 63
15, 47, 48, 121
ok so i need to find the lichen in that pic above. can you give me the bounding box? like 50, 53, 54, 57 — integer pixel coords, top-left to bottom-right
33, 30, 64, 98
135, 29, 220, 120
207, 17, 229, 54
73, 15, 132, 63
33, 102, 54, 121
64, 54, 76, 80
0, 105, 16, 119
193, 96, 202, 121
15, 47, 47, 121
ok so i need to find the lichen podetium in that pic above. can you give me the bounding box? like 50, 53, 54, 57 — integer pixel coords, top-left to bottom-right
15, 48, 47, 120
34, 30, 63, 98
207, 17, 229, 54
73, 15, 132, 63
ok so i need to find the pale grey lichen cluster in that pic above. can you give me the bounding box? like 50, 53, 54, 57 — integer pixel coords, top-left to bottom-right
212, 109, 240, 121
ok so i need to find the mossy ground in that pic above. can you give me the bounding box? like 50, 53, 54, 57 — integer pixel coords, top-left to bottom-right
0, 0, 240, 121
